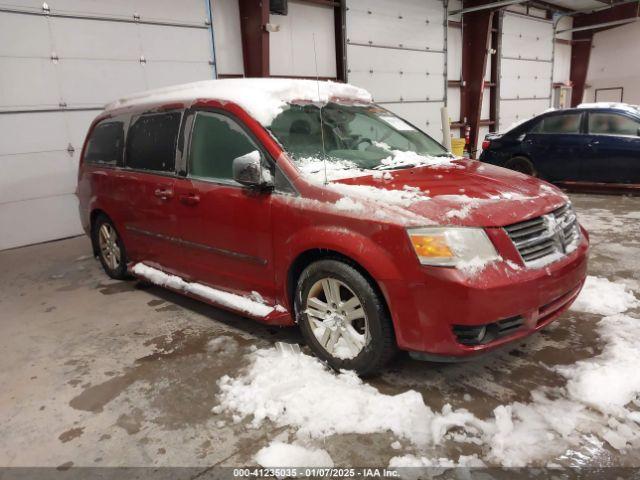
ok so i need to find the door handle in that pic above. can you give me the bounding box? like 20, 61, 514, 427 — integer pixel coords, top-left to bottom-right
154, 188, 174, 199
179, 193, 200, 205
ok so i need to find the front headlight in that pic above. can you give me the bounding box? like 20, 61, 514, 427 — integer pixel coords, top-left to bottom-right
407, 227, 500, 267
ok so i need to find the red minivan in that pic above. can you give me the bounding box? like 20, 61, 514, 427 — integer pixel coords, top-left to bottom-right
77, 79, 588, 375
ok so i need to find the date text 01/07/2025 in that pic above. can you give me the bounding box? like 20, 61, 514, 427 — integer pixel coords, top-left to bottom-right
232, 468, 400, 477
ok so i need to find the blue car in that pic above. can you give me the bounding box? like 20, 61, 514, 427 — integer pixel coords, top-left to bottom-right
480, 104, 640, 191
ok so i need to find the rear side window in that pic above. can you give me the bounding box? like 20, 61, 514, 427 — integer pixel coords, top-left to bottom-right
188, 111, 260, 181
85, 120, 124, 165
126, 112, 181, 172
588, 113, 640, 136
531, 113, 582, 134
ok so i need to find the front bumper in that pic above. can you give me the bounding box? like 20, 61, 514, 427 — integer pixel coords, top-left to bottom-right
380, 229, 589, 358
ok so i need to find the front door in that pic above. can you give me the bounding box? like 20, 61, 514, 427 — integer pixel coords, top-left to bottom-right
582, 111, 640, 184
172, 110, 275, 301
522, 111, 588, 181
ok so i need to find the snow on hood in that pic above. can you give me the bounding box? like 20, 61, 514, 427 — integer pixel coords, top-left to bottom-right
104, 78, 372, 126
323, 160, 568, 227
294, 148, 456, 182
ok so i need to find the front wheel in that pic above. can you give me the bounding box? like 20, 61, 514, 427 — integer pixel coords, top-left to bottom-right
295, 259, 396, 376
92, 215, 129, 280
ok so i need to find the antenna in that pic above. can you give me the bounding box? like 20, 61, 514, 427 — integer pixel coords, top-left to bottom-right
312, 33, 328, 185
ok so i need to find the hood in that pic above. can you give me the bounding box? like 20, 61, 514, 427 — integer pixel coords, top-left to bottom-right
330, 160, 568, 227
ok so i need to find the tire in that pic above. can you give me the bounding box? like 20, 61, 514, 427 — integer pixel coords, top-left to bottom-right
505, 156, 537, 177
294, 259, 397, 376
92, 214, 129, 280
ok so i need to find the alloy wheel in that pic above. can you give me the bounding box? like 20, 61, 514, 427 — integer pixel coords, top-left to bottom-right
305, 277, 370, 359
98, 223, 121, 271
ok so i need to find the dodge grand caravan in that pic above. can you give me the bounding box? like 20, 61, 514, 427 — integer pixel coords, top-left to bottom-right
77, 79, 588, 375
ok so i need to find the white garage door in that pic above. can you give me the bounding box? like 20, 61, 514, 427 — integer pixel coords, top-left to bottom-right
498, 12, 553, 131
497, 11, 553, 131
0, 0, 215, 250
345, 0, 446, 140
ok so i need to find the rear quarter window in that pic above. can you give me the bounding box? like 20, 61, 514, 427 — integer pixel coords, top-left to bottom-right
126, 112, 182, 172
84, 120, 125, 165
588, 112, 640, 136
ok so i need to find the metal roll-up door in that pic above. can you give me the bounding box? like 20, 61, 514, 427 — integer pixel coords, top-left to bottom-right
345, 0, 447, 140
497, 11, 553, 131
0, 0, 216, 250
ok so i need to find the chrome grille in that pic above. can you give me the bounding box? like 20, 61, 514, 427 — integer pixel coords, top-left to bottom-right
504, 203, 580, 267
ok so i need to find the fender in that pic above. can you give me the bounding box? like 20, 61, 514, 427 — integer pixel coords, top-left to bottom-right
279, 224, 406, 284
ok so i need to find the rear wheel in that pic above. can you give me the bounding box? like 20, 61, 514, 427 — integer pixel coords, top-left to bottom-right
505, 156, 537, 177
92, 215, 129, 280
295, 259, 396, 376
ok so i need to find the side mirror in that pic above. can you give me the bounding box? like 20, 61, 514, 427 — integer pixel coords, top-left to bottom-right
232, 150, 273, 189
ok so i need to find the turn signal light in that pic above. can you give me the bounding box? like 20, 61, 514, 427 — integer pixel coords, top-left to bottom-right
409, 235, 454, 259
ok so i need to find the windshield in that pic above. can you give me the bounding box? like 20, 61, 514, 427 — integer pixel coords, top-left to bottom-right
269, 102, 450, 174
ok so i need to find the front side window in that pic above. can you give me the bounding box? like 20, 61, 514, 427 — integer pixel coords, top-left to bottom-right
188, 111, 263, 182
531, 113, 582, 134
588, 112, 640, 136
126, 112, 181, 172
269, 103, 448, 171
85, 120, 124, 165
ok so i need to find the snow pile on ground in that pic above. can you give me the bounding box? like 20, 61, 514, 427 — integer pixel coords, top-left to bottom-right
214, 348, 485, 446
132, 263, 274, 317
558, 314, 640, 414
255, 442, 334, 468
106, 78, 371, 126
214, 277, 640, 467
570, 275, 638, 315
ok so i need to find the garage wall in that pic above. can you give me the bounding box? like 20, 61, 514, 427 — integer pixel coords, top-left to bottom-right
345, 0, 447, 141
269, 1, 337, 78
0, 0, 216, 250
211, 0, 244, 76
497, 11, 553, 132
584, 20, 640, 105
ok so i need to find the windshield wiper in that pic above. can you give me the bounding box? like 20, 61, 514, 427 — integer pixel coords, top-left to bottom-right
373, 163, 416, 171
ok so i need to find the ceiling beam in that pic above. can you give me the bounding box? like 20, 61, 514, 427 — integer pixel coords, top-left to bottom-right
559, 16, 638, 33
449, 0, 526, 16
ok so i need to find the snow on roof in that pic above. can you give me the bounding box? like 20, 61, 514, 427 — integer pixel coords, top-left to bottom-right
104, 78, 372, 126
577, 102, 640, 114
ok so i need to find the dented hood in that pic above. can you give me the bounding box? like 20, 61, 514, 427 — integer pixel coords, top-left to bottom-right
332, 160, 568, 227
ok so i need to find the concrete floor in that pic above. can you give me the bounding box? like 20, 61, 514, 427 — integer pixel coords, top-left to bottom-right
0, 193, 638, 469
